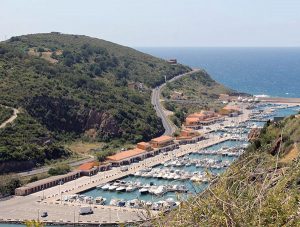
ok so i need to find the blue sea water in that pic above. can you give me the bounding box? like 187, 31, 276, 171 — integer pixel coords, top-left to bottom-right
137, 47, 300, 98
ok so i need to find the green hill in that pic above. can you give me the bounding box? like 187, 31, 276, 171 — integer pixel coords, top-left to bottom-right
157, 115, 300, 226
0, 33, 190, 172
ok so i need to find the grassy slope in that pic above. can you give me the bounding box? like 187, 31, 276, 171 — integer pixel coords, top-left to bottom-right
157, 115, 300, 226
0, 33, 191, 170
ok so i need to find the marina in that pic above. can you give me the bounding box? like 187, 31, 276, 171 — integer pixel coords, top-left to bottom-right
0, 102, 299, 225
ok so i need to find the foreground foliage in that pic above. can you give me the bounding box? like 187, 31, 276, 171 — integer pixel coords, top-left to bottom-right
157, 116, 300, 226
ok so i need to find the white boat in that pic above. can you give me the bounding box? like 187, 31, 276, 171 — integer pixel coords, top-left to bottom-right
101, 183, 110, 190
134, 171, 141, 176
108, 185, 118, 191
139, 188, 149, 194
116, 186, 126, 192
109, 198, 119, 206
96, 184, 105, 189
126, 185, 137, 192
153, 186, 166, 196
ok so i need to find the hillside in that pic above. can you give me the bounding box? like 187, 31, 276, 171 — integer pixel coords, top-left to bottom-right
0, 106, 13, 125
161, 70, 233, 127
0, 33, 190, 172
157, 115, 300, 226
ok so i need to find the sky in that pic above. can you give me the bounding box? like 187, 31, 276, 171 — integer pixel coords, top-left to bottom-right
1, 0, 300, 47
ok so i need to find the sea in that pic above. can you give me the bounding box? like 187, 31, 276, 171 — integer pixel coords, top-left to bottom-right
137, 47, 300, 98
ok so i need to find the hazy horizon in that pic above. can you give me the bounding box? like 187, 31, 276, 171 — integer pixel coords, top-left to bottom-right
1, 0, 300, 47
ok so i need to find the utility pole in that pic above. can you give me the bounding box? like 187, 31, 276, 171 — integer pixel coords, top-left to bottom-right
73, 209, 76, 227
164, 75, 167, 83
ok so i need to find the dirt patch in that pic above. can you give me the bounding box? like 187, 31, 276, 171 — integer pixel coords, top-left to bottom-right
27, 48, 61, 64
67, 141, 103, 154
280, 143, 299, 163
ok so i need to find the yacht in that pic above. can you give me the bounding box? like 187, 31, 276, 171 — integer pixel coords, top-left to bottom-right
101, 183, 110, 191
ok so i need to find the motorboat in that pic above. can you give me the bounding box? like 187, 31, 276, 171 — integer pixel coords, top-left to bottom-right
95, 196, 106, 205
108, 185, 118, 191
116, 186, 126, 192
101, 183, 110, 191
139, 188, 149, 194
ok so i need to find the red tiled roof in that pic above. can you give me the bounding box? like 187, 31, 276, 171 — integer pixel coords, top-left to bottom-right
106, 148, 146, 161
78, 162, 98, 171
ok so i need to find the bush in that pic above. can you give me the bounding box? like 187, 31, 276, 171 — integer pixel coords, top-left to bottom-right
48, 164, 71, 176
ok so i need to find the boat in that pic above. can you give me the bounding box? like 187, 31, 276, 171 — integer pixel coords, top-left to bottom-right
126, 199, 142, 208
116, 186, 126, 192
109, 198, 119, 206
153, 186, 167, 196
101, 183, 110, 190
96, 184, 105, 189
139, 188, 149, 194
117, 200, 126, 207
108, 185, 118, 191
126, 185, 137, 192
95, 196, 106, 205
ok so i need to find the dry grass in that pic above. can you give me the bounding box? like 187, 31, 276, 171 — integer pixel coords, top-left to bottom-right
280, 143, 299, 163
67, 141, 103, 154
27, 48, 60, 64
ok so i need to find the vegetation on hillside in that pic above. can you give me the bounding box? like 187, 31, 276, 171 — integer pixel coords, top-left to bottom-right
156, 115, 300, 226
0, 112, 69, 168
0, 106, 13, 124
48, 164, 71, 176
161, 71, 233, 127
0, 33, 190, 171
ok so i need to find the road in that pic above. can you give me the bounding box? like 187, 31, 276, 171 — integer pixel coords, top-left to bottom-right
0, 105, 19, 129
18, 156, 95, 177
151, 69, 200, 135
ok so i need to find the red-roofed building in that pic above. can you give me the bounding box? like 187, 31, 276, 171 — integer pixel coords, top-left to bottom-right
185, 110, 224, 129
150, 135, 178, 152
176, 129, 205, 145
106, 148, 148, 166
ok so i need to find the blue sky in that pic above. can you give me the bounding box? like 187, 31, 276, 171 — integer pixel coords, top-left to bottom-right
1, 0, 300, 47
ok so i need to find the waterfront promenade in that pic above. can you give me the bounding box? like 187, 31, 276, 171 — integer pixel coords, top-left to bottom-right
0, 106, 251, 225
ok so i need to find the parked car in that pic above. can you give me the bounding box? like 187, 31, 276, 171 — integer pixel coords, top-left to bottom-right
41, 211, 48, 217
79, 206, 93, 215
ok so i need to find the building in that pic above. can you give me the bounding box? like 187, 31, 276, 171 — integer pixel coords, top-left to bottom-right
176, 128, 204, 145
15, 171, 81, 196
77, 161, 99, 176
167, 59, 177, 64
185, 110, 224, 128
128, 82, 144, 90
170, 91, 185, 100
106, 148, 148, 166
150, 135, 178, 152
184, 117, 202, 130
77, 161, 111, 175
221, 105, 242, 117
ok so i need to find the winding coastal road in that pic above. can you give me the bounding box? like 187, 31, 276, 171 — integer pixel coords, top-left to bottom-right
151, 69, 200, 135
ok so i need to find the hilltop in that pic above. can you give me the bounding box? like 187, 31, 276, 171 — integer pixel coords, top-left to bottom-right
157, 115, 300, 226
0, 33, 190, 172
